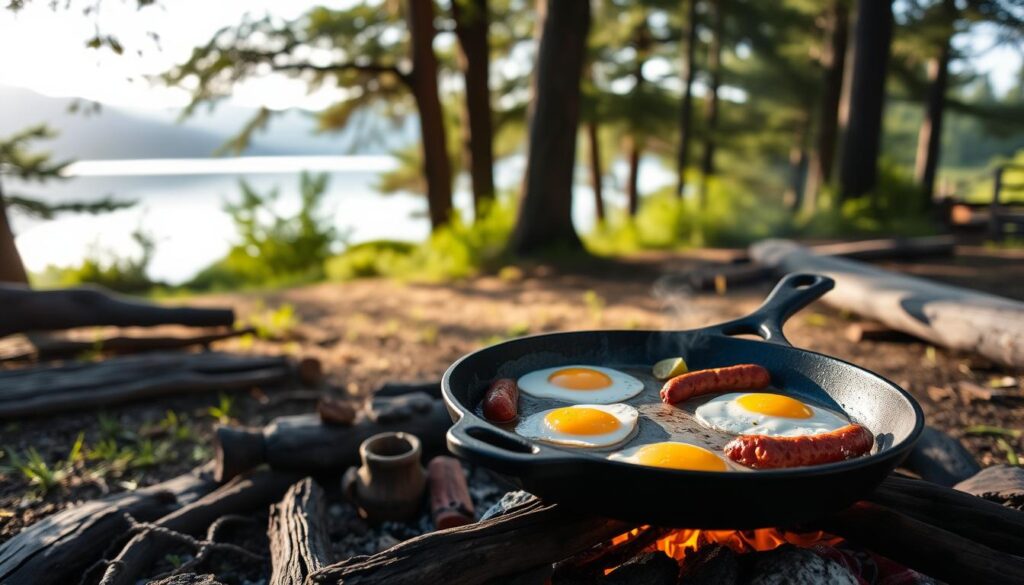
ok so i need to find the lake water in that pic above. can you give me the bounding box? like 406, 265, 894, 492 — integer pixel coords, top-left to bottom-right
9, 155, 669, 284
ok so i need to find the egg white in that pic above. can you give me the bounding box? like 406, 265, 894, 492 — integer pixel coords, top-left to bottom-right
516, 403, 639, 448
694, 392, 849, 437
516, 365, 644, 404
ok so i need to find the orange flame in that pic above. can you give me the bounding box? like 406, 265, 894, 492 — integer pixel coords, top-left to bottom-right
610, 526, 842, 565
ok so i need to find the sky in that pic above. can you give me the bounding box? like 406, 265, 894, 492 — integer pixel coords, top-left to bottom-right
0, 0, 1021, 116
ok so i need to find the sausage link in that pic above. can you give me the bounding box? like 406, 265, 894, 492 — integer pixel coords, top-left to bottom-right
482, 378, 519, 423
660, 364, 771, 404
724, 424, 874, 469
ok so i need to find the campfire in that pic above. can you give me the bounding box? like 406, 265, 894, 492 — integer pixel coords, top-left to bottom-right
616, 525, 843, 561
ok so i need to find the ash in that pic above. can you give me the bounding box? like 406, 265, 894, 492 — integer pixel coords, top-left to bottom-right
328, 463, 510, 559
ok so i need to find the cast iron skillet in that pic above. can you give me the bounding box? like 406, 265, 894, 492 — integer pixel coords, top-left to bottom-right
442, 273, 924, 528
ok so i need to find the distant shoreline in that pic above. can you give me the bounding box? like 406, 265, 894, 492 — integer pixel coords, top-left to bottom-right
62, 155, 399, 177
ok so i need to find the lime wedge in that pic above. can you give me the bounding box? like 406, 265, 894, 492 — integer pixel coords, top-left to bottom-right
653, 357, 688, 380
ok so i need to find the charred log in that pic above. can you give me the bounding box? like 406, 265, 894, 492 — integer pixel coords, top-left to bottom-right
268, 478, 333, 585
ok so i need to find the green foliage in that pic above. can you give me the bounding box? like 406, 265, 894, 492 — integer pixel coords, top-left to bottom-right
325, 197, 515, 281
207, 393, 237, 425
31, 228, 158, 293
188, 172, 341, 290
239, 302, 300, 340
2, 434, 84, 496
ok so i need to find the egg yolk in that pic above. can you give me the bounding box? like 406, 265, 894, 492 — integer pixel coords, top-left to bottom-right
547, 367, 613, 390
736, 393, 813, 419
544, 407, 621, 435
632, 442, 727, 471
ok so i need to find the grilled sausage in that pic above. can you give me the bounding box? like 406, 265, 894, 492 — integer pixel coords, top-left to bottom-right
724, 424, 874, 469
482, 378, 519, 423
660, 364, 771, 404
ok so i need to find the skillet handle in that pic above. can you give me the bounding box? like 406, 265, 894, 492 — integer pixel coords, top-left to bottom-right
706, 273, 834, 347
446, 416, 578, 476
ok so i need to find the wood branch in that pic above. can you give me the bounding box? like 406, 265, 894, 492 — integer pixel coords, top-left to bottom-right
215, 392, 451, 481
26, 327, 253, 359
820, 501, 1024, 585
271, 61, 407, 82
269, 478, 333, 585
307, 499, 633, 585
750, 239, 1024, 368
844, 321, 920, 343
0, 284, 233, 338
374, 380, 443, 400
957, 465, 1024, 510
957, 380, 1024, 405
428, 456, 475, 529
900, 426, 981, 486
0, 351, 290, 419
99, 468, 300, 585
0, 465, 216, 585
148, 574, 225, 585
687, 264, 772, 292
867, 474, 1024, 556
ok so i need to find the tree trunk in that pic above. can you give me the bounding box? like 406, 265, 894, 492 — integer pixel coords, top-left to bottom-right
784, 116, 810, 211
626, 136, 640, 216
406, 0, 453, 230
508, 0, 589, 255
838, 0, 893, 201
0, 184, 28, 284
803, 0, 849, 214
914, 3, 953, 210
626, 26, 648, 218
452, 0, 496, 218
699, 0, 723, 205
586, 120, 605, 222
675, 0, 699, 197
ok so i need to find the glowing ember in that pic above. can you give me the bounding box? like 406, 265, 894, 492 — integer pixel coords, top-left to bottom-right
611, 526, 843, 563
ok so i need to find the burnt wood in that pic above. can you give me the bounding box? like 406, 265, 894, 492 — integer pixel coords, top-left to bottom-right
26, 327, 253, 359
0, 284, 233, 338
956, 465, 1024, 510
215, 393, 451, 481
306, 500, 632, 585
821, 501, 1024, 585
428, 456, 475, 529
99, 468, 299, 585
0, 351, 289, 419
148, 575, 225, 585
269, 478, 333, 585
0, 466, 216, 585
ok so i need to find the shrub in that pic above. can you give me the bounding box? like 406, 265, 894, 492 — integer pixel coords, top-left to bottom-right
32, 229, 159, 293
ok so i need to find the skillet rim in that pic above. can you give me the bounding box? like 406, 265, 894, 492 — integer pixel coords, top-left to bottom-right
442, 326, 925, 480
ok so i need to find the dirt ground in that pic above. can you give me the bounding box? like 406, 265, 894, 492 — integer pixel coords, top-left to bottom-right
1, 246, 1022, 543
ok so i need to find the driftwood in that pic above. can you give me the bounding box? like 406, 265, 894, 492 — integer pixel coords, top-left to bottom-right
0, 284, 233, 338
821, 501, 1024, 585
268, 478, 333, 585
26, 327, 253, 359
215, 392, 451, 481
99, 468, 300, 585
0, 465, 216, 585
751, 239, 1024, 368
0, 351, 290, 419
307, 499, 633, 585
867, 474, 1024, 556
428, 456, 475, 529
901, 426, 981, 486
957, 465, 1024, 510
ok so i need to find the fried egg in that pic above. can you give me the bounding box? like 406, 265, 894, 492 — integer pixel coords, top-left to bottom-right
516, 403, 639, 448
517, 365, 644, 404
695, 392, 848, 437
609, 441, 728, 472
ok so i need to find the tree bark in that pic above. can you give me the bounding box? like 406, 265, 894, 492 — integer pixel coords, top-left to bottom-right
626, 136, 641, 217
699, 0, 724, 204
675, 0, 699, 197
625, 22, 649, 218
586, 119, 605, 222
268, 478, 333, 585
452, 0, 496, 218
803, 0, 849, 213
838, 0, 893, 201
784, 115, 810, 211
508, 0, 589, 255
406, 0, 453, 230
0, 184, 29, 284
914, 1, 953, 209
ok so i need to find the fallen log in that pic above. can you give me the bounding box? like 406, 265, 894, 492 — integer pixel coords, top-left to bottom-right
956, 465, 1024, 510
0, 351, 290, 419
374, 380, 443, 400
215, 392, 451, 481
26, 327, 254, 359
99, 468, 300, 585
0, 284, 233, 338
820, 501, 1024, 585
867, 474, 1024, 556
306, 499, 633, 585
0, 465, 216, 585
269, 478, 333, 585
148, 575, 225, 585
843, 322, 920, 344
751, 239, 1024, 368
900, 426, 981, 487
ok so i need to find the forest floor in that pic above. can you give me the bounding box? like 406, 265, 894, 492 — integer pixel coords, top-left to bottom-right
1, 245, 1023, 543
